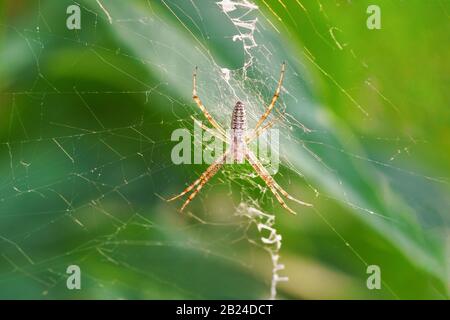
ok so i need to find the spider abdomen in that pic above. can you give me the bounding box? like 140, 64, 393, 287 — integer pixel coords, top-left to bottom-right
230, 101, 247, 163
231, 101, 247, 131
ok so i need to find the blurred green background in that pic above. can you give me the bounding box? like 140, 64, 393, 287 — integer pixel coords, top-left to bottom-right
0, 0, 449, 299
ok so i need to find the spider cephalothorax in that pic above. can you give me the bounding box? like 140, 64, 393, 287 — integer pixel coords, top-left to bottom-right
167, 63, 312, 214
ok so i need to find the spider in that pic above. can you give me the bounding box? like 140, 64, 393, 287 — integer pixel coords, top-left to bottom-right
167, 62, 312, 214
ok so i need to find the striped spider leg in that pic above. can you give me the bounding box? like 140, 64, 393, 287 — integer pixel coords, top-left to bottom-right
253, 62, 285, 131
167, 150, 229, 212
239, 109, 312, 215
192, 66, 227, 137
167, 62, 311, 214
166, 68, 228, 211
245, 150, 312, 215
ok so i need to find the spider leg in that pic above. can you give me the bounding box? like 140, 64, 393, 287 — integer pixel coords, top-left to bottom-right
246, 150, 312, 214
191, 116, 228, 143
167, 151, 228, 210
245, 150, 296, 215
273, 179, 313, 207
248, 150, 312, 207
166, 153, 227, 202
254, 62, 285, 131
179, 160, 224, 212
246, 108, 286, 143
193, 67, 226, 136
166, 175, 202, 202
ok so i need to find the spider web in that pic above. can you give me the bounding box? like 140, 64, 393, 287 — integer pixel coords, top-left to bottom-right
0, 0, 448, 299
